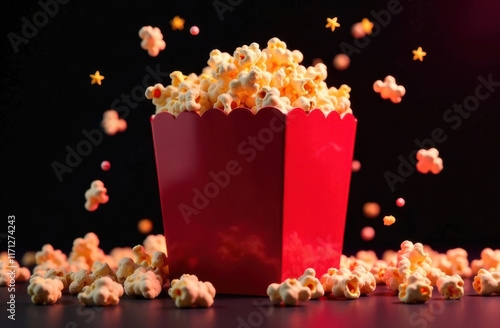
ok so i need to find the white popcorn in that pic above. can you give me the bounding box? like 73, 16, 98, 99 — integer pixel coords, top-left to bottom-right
298, 268, 325, 299
101, 109, 127, 136
427, 267, 445, 286
138, 26, 166, 57
69, 270, 95, 295
267, 278, 311, 306
78, 277, 124, 306
168, 274, 216, 308
351, 266, 377, 295
124, 267, 162, 299
143, 234, 167, 255
436, 274, 464, 299
373, 75, 406, 103
116, 257, 139, 284
84, 181, 109, 212
398, 271, 433, 303
27, 277, 64, 305
472, 269, 500, 296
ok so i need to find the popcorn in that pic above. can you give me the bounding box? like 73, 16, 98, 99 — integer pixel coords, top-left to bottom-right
351, 266, 377, 295
109, 247, 134, 267
382, 250, 397, 266
471, 248, 500, 274
143, 234, 167, 255
351, 23, 366, 39
27, 277, 64, 305
427, 267, 445, 286
267, 278, 311, 306
436, 274, 464, 299
138, 26, 166, 57
356, 250, 378, 268
383, 215, 396, 226
92, 262, 117, 281
0, 254, 31, 285
398, 272, 433, 303
22, 251, 36, 267
298, 268, 325, 299
146, 37, 354, 118
78, 277, 124, 306
116, 257, 139, 284
101, 109, 127, 136
168, 274, 216, 308
445, 248, 472, 278
132, 245, 152, 267
69, 232, 108, 269
44, 268, 69, 289
84, 181, 109, 212
373, 75, 406, 103
35, 244, 68, 270
69, 270, 95, 294
472, 269, 500, 296
416, 148, 443, 174
330, 269, 361, 299
124, 267, 163, 299
370, 260, 388, 284
150, 251, 169, 284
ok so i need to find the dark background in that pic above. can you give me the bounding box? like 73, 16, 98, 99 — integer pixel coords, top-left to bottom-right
1, 0, 499, 259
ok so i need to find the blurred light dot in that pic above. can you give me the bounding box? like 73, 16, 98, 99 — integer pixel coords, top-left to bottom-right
363, 202, 380, 218
190, 26, 199, 35
351, 22, 366, 38
101, 161, 111, 171
351, 160, 361, 172
21, 251, 36, 267
333, 53, 350, 71
361, 226, 375, 241
138, 218, 153, 234
396, 198, 405, 207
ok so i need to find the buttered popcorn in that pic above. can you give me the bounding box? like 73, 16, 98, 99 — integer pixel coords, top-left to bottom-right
146, 37, 353, 117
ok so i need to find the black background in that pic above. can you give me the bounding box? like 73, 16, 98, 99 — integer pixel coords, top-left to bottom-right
1, 0, 499, 259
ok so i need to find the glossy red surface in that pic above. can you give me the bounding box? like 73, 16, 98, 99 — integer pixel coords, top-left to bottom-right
152, 107, 357, 295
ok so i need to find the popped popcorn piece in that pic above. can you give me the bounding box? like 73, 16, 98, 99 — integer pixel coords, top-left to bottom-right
132, 245, 152, 267
17, 267, 31, 282
427, 267, 445, 286
370, 260, 388, 284
267, 278, 311, 306
351, 266, 377, 295
168, 274, 216, 308
102, 109, 127, 136
143, 234, 168, 255
100, 160, 111, 171
363, 202, 380, 218
436, 274, 464, 299
298, 268, 325, 299
92, 262, 117, 281
373, 75, 406, 103
27, 277, 64, 305
398, 272, 433, 303
69, 270, 95, 294
124, 267, 163, 299
84, 181, 109, 212
416, 148, 443, 174
325, 17, 340, 31
396, 198, 405, 207
333, 53, 350, 71
151, 251, 169, 284
382, 250, 397, 266
109, 247, 134, 267
445, 248, 472, 278
383, 215, 396, 226
44, 268, 69, 289
361, 226, 375, 241
69, 232, 108, 268
138, 218, 153, 234
116, 257, 139, 284
356, 250, 378, 268
35, 244, 68, 269
78, 277, 124, 306
472, 269, 500, 296
340, 254, 371, 272
471, 248, 500, 274
330, 269, 361, 299
190, 26, 199, 36
138, 26, 166, 57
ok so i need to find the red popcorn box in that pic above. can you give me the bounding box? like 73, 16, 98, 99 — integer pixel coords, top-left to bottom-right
152, 107, 357, 295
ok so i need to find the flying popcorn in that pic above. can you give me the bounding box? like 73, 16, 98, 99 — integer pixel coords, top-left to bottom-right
373, 75, 406, 103
84, 180, 109, 212
138, 26, 166, 57
416, 148, 443, 174
78, 277, 124, 306
168, 274, 216, 308
383, 215, 396, 226
267, 278, 311, 306
101, 110, 127, 136
351, 159, 361, 172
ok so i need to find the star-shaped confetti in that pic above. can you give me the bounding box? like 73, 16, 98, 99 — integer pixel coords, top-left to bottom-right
361, 18, 374, 34
412, 47, 427, 61
170, 16, 185, 31
325, 17, 340, 32
90, 71, 104, 85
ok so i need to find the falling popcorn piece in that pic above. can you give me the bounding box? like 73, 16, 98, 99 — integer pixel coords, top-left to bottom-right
361, 226, 375, 241
383, 215, 396, 226
138, 218, 153, 234
363, 202, 380, 218
190, 26, 199, 35
373, 75, 406, 103
101, 109, 127, 136
325, 17, 340, 31
138, 26, 166, 57
90, 71, 104, 85
101, 161, 111, 171
170, 16, 185, 30
333, 53, 350, 71
416, 148, 443, 174
84, 180, 109, 212
396, 198, 405, 207
267, 278, 311, 306
412, 46, 427, 61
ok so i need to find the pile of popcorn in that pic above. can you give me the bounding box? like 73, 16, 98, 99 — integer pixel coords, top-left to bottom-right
266, 241, 500, 306
146, 37, 353, 117
0, 233, 215, 308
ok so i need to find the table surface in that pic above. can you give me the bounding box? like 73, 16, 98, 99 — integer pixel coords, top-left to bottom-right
1, 279, 499, 328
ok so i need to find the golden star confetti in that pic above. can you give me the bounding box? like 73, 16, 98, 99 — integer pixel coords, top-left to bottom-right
90, 71, 104, 85
412, 46, 427, 61
325, 17, 340, 32
170, 16, 185, 30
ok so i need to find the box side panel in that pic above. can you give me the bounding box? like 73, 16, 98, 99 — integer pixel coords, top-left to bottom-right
282, 109, 357, 280
152, 108, 285, 295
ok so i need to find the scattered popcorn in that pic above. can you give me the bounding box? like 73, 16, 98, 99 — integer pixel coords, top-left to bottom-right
101, 160, 111, 171
138, 218, 153, 234
143, 234, 167, 255
124, 267, 163, 299
325, 17, 340, 31
138, 26, 166, 57
471, 248, 500, 274
168, 274, 216, 308
361, 226, 375, 241
78, 277, 124, 306
84, 180, 109, 212
416, 148, 443, 174
69, 270, 95, 294
363, 202, 380, 218
267, 278, 311, 306
427, 267, 445, 286
333, 53, 350, 71
146, 37, 354, 117
373, 75, 406, 103
90, 71, 104, 85
22, 251, 36, 267
351, 23, 366, 39
412, 46, 427, 61
473, 269, 500, 296
101, 109, 127, 136
436, 274, 464, 299
383, 215, 396, 226
398, 271, 433, 303
396, 198, 405, 207
298, 268, 325, 299
170, 16, 185, 30
190, 26, 199, 36
27, 277, 64, 305
351, 159, 361, 172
